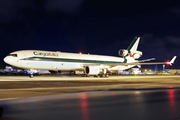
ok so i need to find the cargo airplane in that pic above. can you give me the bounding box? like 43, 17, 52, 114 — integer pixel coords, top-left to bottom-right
4, 37, 177, 78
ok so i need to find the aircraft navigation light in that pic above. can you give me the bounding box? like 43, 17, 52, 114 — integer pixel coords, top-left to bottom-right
79, 52, 82, 54
166, 61, 170, 65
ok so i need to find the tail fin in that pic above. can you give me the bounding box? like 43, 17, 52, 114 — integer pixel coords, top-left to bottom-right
127, 37, 140, 53
119, 37, 142, 60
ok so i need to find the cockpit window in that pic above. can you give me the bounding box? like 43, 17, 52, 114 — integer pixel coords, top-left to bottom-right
8, 54, 18, 57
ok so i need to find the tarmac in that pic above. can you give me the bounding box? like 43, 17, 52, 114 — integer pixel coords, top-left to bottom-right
1, 75, 180, 120
1, 75, 180, 100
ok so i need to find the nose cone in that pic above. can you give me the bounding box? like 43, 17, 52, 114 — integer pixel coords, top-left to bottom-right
4, 56, 11, 65
4, 56, 21, 67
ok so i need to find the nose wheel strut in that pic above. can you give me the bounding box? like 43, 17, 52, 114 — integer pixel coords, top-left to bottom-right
29, 69, 34, 78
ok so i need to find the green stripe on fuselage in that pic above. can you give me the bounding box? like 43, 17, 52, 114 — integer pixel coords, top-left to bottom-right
22, 57, 125, 64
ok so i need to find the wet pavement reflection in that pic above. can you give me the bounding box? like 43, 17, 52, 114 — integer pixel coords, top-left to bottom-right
80, 93, 90, 120
1, 88, 180, 120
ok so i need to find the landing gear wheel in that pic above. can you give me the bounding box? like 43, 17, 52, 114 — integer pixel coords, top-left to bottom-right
105, 74, 109, 78
100, 74, 105, 78
86, 74, 89, 77
29, 74, 33, 78
94, 75, 98, 78
29, 69, 34, 78
82, 74, 89, 77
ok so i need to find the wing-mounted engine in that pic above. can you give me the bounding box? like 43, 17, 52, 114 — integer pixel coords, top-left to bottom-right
84, 66, 109, 77
85, 66, 100, 75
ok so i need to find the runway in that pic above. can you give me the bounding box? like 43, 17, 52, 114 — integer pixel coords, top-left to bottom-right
1, 75, 180, 120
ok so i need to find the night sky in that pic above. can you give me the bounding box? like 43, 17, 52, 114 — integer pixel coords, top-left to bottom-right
0, 0, 180, 70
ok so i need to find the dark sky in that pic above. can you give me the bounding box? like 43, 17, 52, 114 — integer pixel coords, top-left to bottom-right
0, 0, 180, 69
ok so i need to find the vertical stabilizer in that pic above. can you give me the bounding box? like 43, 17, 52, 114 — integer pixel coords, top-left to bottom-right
118, 37, 142, 60
127, 37, 140, 52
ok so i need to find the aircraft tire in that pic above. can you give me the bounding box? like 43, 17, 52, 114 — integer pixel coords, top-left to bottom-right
105, 74, 109, 78
100, 74, 105, 78
82, 74, 89, 77
86, 74, 89, 77
94, 75, 98, 77
29, 74, 33, 78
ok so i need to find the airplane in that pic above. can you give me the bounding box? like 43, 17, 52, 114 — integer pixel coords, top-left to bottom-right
3, 37, 177, 78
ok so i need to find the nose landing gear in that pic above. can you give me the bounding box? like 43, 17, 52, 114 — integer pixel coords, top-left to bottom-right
29, 69, 34, 78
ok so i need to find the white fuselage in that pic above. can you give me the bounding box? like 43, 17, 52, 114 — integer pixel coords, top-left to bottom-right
4, 50, 134, 71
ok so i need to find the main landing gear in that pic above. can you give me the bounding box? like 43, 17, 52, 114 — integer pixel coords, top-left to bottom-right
99, 74, 109, 78
99, 69, 109, 78
81, 74, 109, 78
93, 74, 109, 78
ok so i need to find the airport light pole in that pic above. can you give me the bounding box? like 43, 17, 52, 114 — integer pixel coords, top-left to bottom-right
155, 64, 157, 75
163, 65, 165, 71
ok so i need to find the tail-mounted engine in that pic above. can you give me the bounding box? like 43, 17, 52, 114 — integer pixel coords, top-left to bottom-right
118, 49, 142, 59
131, 51, 142, 59
118, 49, 128, 57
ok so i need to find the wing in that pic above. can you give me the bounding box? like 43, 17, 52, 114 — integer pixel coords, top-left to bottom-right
82, 56, 177, 67
137, 58, 155, 63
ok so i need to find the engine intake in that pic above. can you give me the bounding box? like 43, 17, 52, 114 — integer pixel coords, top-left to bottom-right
118, 49, 128, 57
85, 66, 100, 75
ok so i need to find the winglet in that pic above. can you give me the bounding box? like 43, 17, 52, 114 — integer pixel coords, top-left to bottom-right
169, 56, 177, 65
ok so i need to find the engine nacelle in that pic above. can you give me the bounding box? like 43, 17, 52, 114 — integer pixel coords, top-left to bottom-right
131, 51, 142, 59
119, 49, 142, 59
118, 49, 128, 57
85, 66, 100, 75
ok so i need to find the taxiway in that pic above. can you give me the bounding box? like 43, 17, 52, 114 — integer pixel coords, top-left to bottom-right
1, 75, 180, 100
1, 75, 180, 120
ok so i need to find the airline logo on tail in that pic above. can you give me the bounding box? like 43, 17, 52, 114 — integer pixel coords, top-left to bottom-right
129, 53, 136, 58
